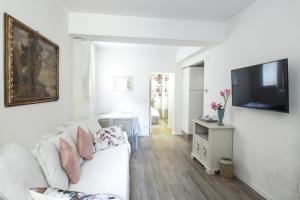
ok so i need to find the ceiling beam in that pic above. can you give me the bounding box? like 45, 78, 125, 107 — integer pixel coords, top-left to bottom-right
68, 13, 228, 46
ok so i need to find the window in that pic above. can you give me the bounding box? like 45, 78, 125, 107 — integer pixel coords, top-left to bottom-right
263, 62, 278, 86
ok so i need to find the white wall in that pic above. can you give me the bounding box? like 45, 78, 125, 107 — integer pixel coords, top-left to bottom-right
176, 47, 203, 63
69, 13, 227, 46
72, 39, 97, 119
179, 0, 300, 199
0, 0, 73, 149
94, 43, 180, 136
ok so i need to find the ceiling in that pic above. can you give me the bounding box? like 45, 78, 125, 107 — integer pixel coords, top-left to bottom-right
60, 0, 255, 22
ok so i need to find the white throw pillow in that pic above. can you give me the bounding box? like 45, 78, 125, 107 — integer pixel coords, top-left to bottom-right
41, 131, 63, 140
0, 143, 48, 200
58, 118, 101, 144
82, 117, 102, 133
93, 126, 126, 151
49, 131, 84, 165
0, 192, 7, 200
34, 141, 69, 190
49, 131, 77, 151
57, 125, 88, 145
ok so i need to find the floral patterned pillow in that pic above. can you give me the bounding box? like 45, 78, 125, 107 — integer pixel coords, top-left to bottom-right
29, 187, 85, 200
81, 194, 122, 200
92, 126, 126, 151
29, 187, 123, 200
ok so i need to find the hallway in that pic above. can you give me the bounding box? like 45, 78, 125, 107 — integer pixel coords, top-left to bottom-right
151, 120, 171, 135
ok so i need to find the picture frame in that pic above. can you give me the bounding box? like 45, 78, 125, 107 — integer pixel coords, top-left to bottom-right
4, 13, 59, 107
113, 76, 134, 92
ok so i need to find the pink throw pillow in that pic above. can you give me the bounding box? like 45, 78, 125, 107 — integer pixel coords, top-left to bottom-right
77, 126, 94, 160
59, 138, 81, 184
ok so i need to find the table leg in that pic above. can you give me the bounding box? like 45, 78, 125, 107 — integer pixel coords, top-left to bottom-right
131, 134, 134, 151
135, 134, 138, 150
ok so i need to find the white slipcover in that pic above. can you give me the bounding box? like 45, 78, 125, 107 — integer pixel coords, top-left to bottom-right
69, 143, 130, 200
0, 143, 48, 200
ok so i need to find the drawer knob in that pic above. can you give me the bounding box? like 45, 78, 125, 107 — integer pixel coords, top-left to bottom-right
197, 143, 199, 151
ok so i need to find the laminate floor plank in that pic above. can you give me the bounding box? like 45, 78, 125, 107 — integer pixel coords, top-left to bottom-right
129, 132, 265, 200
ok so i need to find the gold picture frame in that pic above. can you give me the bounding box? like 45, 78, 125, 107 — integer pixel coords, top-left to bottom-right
4, 13, 59, 107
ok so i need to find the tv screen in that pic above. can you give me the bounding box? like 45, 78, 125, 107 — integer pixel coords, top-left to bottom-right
231, 59, 289, 113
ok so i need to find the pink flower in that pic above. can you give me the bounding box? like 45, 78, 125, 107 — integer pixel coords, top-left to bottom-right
211, 101, 218, 110
225, 88, 232, 95
220, 91, 225, 97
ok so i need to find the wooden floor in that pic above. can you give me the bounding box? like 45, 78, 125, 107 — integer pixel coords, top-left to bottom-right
129, 131, 265, 200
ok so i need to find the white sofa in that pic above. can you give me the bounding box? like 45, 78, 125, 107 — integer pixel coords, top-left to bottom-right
0, 118, 131, 200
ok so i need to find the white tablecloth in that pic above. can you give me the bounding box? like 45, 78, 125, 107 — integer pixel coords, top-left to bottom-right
97, 112, 141, 135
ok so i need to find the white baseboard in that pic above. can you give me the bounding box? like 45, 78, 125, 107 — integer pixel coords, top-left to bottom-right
172, 130, 181, 135
235, 171, 277, 200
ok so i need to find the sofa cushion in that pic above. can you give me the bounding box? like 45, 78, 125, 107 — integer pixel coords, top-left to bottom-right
69, 144, 130, 200
92, 126, 126, 151
0, 143, 48, 200
49, 131, 84, 165
50, 131, 77, 151
0, 192, 7, 200
29, 187, 85, 200
34, 141, 69, 190
58, 124, 88, 146
59, 139, 81, 184
29, 187, 123, 200
77, 127, 94, 160
59, 118, 102, 144
41, 131, 63, 140
82, 117, 102, 133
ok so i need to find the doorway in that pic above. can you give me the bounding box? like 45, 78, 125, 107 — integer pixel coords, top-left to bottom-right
150, 73, 175, 135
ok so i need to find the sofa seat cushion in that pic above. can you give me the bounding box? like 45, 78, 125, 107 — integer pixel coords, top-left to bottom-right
69, 144, 130, 200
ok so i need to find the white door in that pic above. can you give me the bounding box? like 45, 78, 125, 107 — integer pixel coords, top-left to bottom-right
188, 90, 204, 134
189, 67, 204, 90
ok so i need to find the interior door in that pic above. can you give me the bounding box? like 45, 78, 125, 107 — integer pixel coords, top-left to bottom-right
188, 90, 204, 134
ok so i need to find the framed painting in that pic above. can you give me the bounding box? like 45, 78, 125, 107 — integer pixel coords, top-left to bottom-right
4, 13, 59, 107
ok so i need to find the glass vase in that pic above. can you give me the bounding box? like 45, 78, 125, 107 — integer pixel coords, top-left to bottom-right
217, 108, 225, 126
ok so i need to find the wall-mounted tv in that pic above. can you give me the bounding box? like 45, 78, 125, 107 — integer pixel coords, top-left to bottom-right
231, 59, 289, 113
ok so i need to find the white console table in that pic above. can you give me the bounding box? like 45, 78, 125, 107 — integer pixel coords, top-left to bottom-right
191, 119, 234, 174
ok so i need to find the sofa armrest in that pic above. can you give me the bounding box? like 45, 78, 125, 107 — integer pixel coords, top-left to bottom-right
122, 131, 131, 155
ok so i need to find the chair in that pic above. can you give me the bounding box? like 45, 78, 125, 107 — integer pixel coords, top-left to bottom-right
112, 118, 138, 151
98, 118, 110, 128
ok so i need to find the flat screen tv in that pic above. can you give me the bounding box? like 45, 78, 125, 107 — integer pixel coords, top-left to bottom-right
231, 58, 289, 113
